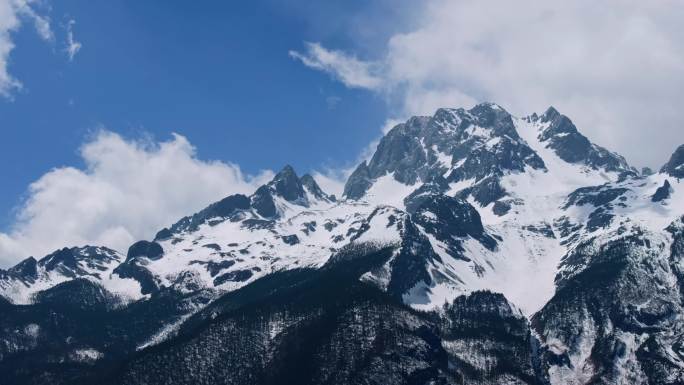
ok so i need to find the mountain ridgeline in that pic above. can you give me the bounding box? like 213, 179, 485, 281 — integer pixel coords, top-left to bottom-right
1, 103, 684, 385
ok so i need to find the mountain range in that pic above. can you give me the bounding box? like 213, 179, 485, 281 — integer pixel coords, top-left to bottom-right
1, 103, 683, 385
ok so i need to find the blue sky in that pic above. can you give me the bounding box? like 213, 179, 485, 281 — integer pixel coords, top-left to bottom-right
0, 0, 416, 228
1, 0, 683, 266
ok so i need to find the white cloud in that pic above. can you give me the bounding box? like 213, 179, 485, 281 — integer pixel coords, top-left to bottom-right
293, 0, 684, 168
17, 0, 52, 41
0, 131, 273, 267
311, 170, 345, 199
64, 18, 81, 61
0, 0, 25, 96
380, 118, 403, 134
289, 42, 384, 90
0, 0, 52, 97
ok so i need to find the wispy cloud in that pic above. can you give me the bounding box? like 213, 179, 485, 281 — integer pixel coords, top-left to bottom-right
0, 0, 53, 97
14, 0, 53, 41
64, 18, 81, 61
289, 42, 384, 90
325, 95, 341, 110
0, 131, 273, 267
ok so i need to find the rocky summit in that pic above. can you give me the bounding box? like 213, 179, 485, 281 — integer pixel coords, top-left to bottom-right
1, 103, 683, 385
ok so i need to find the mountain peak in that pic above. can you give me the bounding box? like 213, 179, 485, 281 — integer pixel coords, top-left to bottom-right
473, 101, 506, 111
343, 105, 544, 204
536, 107, 632, 173
542, 106, 561, 120
271, 164, 299, 185
269, 165, 306, 202
7, 257, 38, 280
300, 173, 334, 201
539, 106, 576, 133
343, 161, 372, 200
468, 102, 519, 138
275, 164, 297, 177
156, 193, 251, 238
661, 144, 684, 178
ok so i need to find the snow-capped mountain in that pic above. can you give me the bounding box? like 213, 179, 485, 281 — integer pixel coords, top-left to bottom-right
0, 246, 139, 304
1, 102, 683, 385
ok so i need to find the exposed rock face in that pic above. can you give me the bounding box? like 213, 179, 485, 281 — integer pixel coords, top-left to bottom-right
343, 103, 547, 206
247, 165, 334, 218
7, 257, 38, 281
440, 291, 538, 384
112, 241, 166, 294
533, 222, 684, 385
250, 185, 278, 217
300, 173, 334, 201
126, 241, 164, 261
652, 179, 673, 202
156, 194, 251, 237
536, 107, 633, 173
343, 161, 373, 200
661, 144, 684, 178
409, 192, 497, 253
270, 164, 306, 202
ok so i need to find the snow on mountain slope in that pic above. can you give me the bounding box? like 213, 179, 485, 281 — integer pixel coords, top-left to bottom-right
102, 164, 431, 310
467, 113, 624, 313
146, 199, 400, 293
341, 103, 681, 316
362, 173, 418, 210
0, 246, 142, 304
336, 105, 619, 314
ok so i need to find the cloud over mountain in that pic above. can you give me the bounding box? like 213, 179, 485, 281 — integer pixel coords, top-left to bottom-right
291, 0, 684, 168
0, 131, 273, 267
